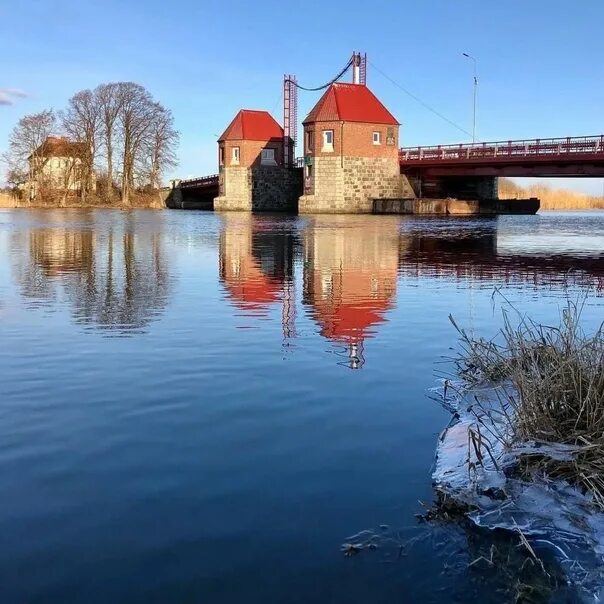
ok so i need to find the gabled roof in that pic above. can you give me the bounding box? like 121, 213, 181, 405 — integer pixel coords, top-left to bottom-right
313, 298, 393, 343
303, 83, 398, 126
218, 110, 284, 142
31, 136, 87, 159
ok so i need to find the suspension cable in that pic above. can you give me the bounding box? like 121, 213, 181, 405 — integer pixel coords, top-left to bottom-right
369, 60, 476, 140
286, 58, 354, 92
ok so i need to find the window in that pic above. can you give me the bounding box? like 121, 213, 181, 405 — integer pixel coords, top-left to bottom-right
219, 146, 224, 166
306, 130, 314, 151
231, 146, 240, 164
322, 130, 334, 151
261, 148, 276, 166
372, 131, 382, 145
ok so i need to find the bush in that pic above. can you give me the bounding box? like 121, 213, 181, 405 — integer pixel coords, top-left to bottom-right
452, 297, 604, 506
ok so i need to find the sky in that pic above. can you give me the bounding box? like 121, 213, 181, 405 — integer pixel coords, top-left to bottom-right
1, 0, 604, 193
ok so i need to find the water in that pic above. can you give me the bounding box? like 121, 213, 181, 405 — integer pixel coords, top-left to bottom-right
0, 209, 602, 603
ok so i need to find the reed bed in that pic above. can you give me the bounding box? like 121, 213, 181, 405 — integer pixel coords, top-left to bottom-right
499, 178, 604, 211
451, 297, 604, 507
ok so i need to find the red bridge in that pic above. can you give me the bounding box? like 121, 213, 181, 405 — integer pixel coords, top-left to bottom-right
399, 134, 604, 177
172, 134, 604, 208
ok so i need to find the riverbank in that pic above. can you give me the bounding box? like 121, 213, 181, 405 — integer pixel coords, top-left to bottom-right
0, 190, 170, 209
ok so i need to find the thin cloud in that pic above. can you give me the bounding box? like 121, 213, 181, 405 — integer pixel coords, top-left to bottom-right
0, 88, 28, 105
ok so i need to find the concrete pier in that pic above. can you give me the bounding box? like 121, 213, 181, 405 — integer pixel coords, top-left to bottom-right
372, 197, 540, 215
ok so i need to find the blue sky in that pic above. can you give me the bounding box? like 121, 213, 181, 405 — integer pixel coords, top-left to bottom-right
1, 0, 603, 193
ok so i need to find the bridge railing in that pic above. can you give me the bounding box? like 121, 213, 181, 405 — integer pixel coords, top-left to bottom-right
400, 135, 604, 163
178, 174, 219, 189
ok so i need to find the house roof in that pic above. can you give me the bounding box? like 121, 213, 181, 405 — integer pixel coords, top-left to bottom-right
303, 83, 398, 126
223, 263, 281, 313
32, 136, 87, 159
312, 298, 393, 343
218, 110, 284, 142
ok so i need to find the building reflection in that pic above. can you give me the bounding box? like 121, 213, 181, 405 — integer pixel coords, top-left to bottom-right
12, 211, 171, 334
218, 214, 297, 337
302, 216, 400, 368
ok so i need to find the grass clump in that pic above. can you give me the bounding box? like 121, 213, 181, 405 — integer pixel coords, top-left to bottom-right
451, 295, 604, 507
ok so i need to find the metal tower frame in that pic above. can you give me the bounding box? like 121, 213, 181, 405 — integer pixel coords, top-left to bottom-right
283, 75, 298, 167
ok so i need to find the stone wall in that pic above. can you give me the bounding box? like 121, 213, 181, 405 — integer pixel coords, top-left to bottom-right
214, 167, 251, 211
299, 156, 402, 214
250, 166, 301, 211
214, 166, 301, 212
401, 174, 417, 198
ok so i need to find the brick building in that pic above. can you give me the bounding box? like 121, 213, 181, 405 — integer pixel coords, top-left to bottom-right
218, 214, 282, 313
214, 110, 301, 212
298, 83, 405, 213
302, 215, 399, 367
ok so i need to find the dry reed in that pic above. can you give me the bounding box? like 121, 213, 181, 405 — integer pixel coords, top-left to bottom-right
499, 178, 604, 211
451, 296, 604, 507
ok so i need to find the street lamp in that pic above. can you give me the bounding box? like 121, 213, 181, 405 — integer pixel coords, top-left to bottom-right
462, 53, 478, 143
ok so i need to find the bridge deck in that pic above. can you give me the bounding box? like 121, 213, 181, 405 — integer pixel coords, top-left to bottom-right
400, 135, 604, 172
179, 174, 219, 190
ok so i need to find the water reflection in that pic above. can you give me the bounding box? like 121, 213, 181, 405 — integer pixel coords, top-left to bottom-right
398, 217, 604, 290
11, 211, 171, 334
10, 211, 604, 348
216, 213, 604, 368
302, 216, 400, 368
218, 214, 297, 336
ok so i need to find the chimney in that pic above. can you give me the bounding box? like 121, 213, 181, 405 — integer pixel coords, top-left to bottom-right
352, 52, 361, 85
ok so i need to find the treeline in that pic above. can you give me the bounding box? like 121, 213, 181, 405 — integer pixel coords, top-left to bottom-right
499, 178, 604, 211
4, 82, 179, 205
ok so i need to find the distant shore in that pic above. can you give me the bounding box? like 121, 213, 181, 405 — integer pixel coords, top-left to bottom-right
0, 191, 169, 210
499, 178, 604, 211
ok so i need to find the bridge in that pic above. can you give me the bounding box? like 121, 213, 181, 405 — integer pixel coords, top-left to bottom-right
168, 52, 604, 212
399, 134, 604, 177
167, 174, 219, 209
175, 134, 604, 205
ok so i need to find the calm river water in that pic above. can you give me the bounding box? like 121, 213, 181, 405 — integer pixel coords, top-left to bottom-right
0, 209, 603, 603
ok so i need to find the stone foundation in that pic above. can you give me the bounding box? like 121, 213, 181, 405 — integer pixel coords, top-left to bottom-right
215, 166, 302, 212
299, 156, 402, 214
372, 196, 539, 215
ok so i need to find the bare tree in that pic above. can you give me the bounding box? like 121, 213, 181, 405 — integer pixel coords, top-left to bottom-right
95, 83, 121, 201
6, 110, 56, 201
115, 83, 155, 204
4, 82, 179, 206
144, 102, 178, 189
61, 90, 99, 202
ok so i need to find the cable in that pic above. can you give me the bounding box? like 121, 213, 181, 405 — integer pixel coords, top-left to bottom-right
369, 60, 476, 140
286, 58, 353, 92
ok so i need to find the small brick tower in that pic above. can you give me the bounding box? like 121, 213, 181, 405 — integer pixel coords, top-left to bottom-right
214, 109, 300, 212
298, 83, 403, 213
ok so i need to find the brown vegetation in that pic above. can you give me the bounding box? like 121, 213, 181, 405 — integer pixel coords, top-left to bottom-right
499, 177, 604, 211
452, 298, 604, 508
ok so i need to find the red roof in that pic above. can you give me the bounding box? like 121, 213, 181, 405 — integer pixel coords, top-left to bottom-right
313, 298, 393, 343
31, 136, 87, 159
303, 83, 398, 125
224, 276, 281, 312
218, 110, 284, 142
